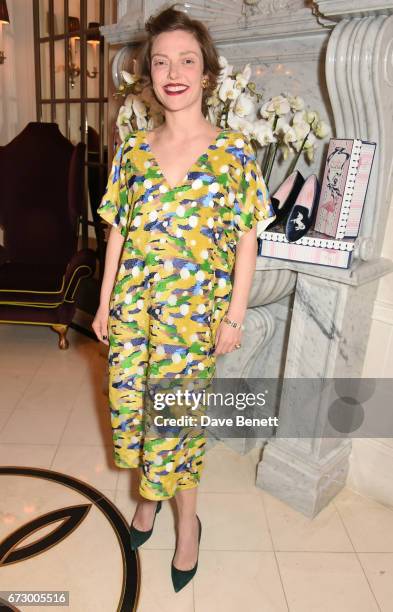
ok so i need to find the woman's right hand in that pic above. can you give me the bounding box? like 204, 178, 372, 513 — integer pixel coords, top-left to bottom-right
94, 225, 125, 345
92, 305, 110, 345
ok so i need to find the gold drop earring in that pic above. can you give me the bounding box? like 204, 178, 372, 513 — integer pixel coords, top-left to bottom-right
201, 76, 209, 88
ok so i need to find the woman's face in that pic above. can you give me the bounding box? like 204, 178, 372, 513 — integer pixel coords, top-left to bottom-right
150, 29, 205, 112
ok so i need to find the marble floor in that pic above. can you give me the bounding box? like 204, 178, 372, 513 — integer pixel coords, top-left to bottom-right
0, 323, 392, 611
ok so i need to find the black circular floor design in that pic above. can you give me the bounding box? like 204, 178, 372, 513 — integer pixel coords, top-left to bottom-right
0, 466, 139, 612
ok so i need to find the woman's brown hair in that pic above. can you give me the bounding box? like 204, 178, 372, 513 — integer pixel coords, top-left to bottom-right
138, 4, 221, 116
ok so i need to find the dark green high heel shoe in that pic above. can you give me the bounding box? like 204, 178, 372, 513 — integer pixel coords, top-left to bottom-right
130, 500, 162, 550
171, 515, 202, 592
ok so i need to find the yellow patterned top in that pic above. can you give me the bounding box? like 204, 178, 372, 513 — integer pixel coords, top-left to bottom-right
97, 128, 275, 328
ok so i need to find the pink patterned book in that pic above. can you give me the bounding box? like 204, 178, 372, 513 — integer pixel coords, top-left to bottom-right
314, 139, 376, 239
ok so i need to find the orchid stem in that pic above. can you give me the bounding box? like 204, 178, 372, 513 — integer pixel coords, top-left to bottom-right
284, 118, 317, 179
262, 145, 271, 177
264, 143, 278, 188
284, 132, 309, 180
261, 114, 278, 187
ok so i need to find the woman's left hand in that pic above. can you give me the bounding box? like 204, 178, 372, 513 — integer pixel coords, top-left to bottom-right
213, 321, 243, 356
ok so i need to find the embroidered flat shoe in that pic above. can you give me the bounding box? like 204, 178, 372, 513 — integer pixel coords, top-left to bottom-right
130, 500, 162, 550
265, 170, 305, 230
171, 515, 202, 593
285, 174, 321, 242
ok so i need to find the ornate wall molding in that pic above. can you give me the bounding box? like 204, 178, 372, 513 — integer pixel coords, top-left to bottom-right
218, 48, 324, 64
101, 0, 326, 44
248, 269, 296, 307
317, 0, 393, 20
325, 12, 393, 258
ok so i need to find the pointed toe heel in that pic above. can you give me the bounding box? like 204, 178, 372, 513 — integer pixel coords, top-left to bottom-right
130, 500, 162, 551
171, 515, 202, 593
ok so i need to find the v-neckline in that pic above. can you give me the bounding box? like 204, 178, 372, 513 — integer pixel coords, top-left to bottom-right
141, 127, 228, 191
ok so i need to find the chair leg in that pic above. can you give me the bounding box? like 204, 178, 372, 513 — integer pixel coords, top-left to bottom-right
51, 324, 69, 350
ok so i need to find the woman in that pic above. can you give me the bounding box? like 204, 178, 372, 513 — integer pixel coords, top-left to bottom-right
92, 4, 275, 593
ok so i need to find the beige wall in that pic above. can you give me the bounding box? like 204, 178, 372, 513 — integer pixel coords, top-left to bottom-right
0, 0, 36, 245
348, 193, 393, 506
362, 195, 393, 379
0, 0, 36, 145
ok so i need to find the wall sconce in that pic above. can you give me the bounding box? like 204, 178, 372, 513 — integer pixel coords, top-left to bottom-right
87, 22, 100, 79
68, 16, 80, 88
0, 0, 10, 65
68, 17, 100, 87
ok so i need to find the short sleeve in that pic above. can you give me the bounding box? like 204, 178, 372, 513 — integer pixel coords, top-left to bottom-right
97, 137, 131, 238
233, 139, 276, 239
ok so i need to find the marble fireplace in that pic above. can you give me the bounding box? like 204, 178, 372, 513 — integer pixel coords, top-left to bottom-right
101, 0, 393, 517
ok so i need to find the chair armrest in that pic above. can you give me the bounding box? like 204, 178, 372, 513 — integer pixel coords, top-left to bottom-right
64, 248, 96, 303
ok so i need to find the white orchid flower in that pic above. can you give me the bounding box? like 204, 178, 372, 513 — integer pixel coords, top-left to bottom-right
275, 118, 297, 144
227, 109, 254, 135
116, 105, 132, 126
313, 120, 329, 138
305, 110, 320, 125
206, 92, 221, 108
260, 101, 275, 119
243, 104, 258, 123
121, 70, 138, 85
280, 143, 293, 161
239, 119, 255, 137
293, 120, 310, 141
288, 96, 305, 111
132, 98, 147, 118
275, 121, 296, 143
275, 117, 290, 133
207, 106, 218, 125
135, 114, 148, 129
218, 77, 241, 102
252, 119, 276, 146
124, 94, 134, 109
293, 111, 307, 125
305, 146, 315, 162
226, 108, 241, 130
292, 127, 315, 152
303, 132, 317, 148
233, 93, 256, 118
217, 56, 233, 84
265, 95, 291, 116
116, 106, 133, 141
292, 140, 303, 153
235, 63, 252, 88
283, 127, 297, 145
